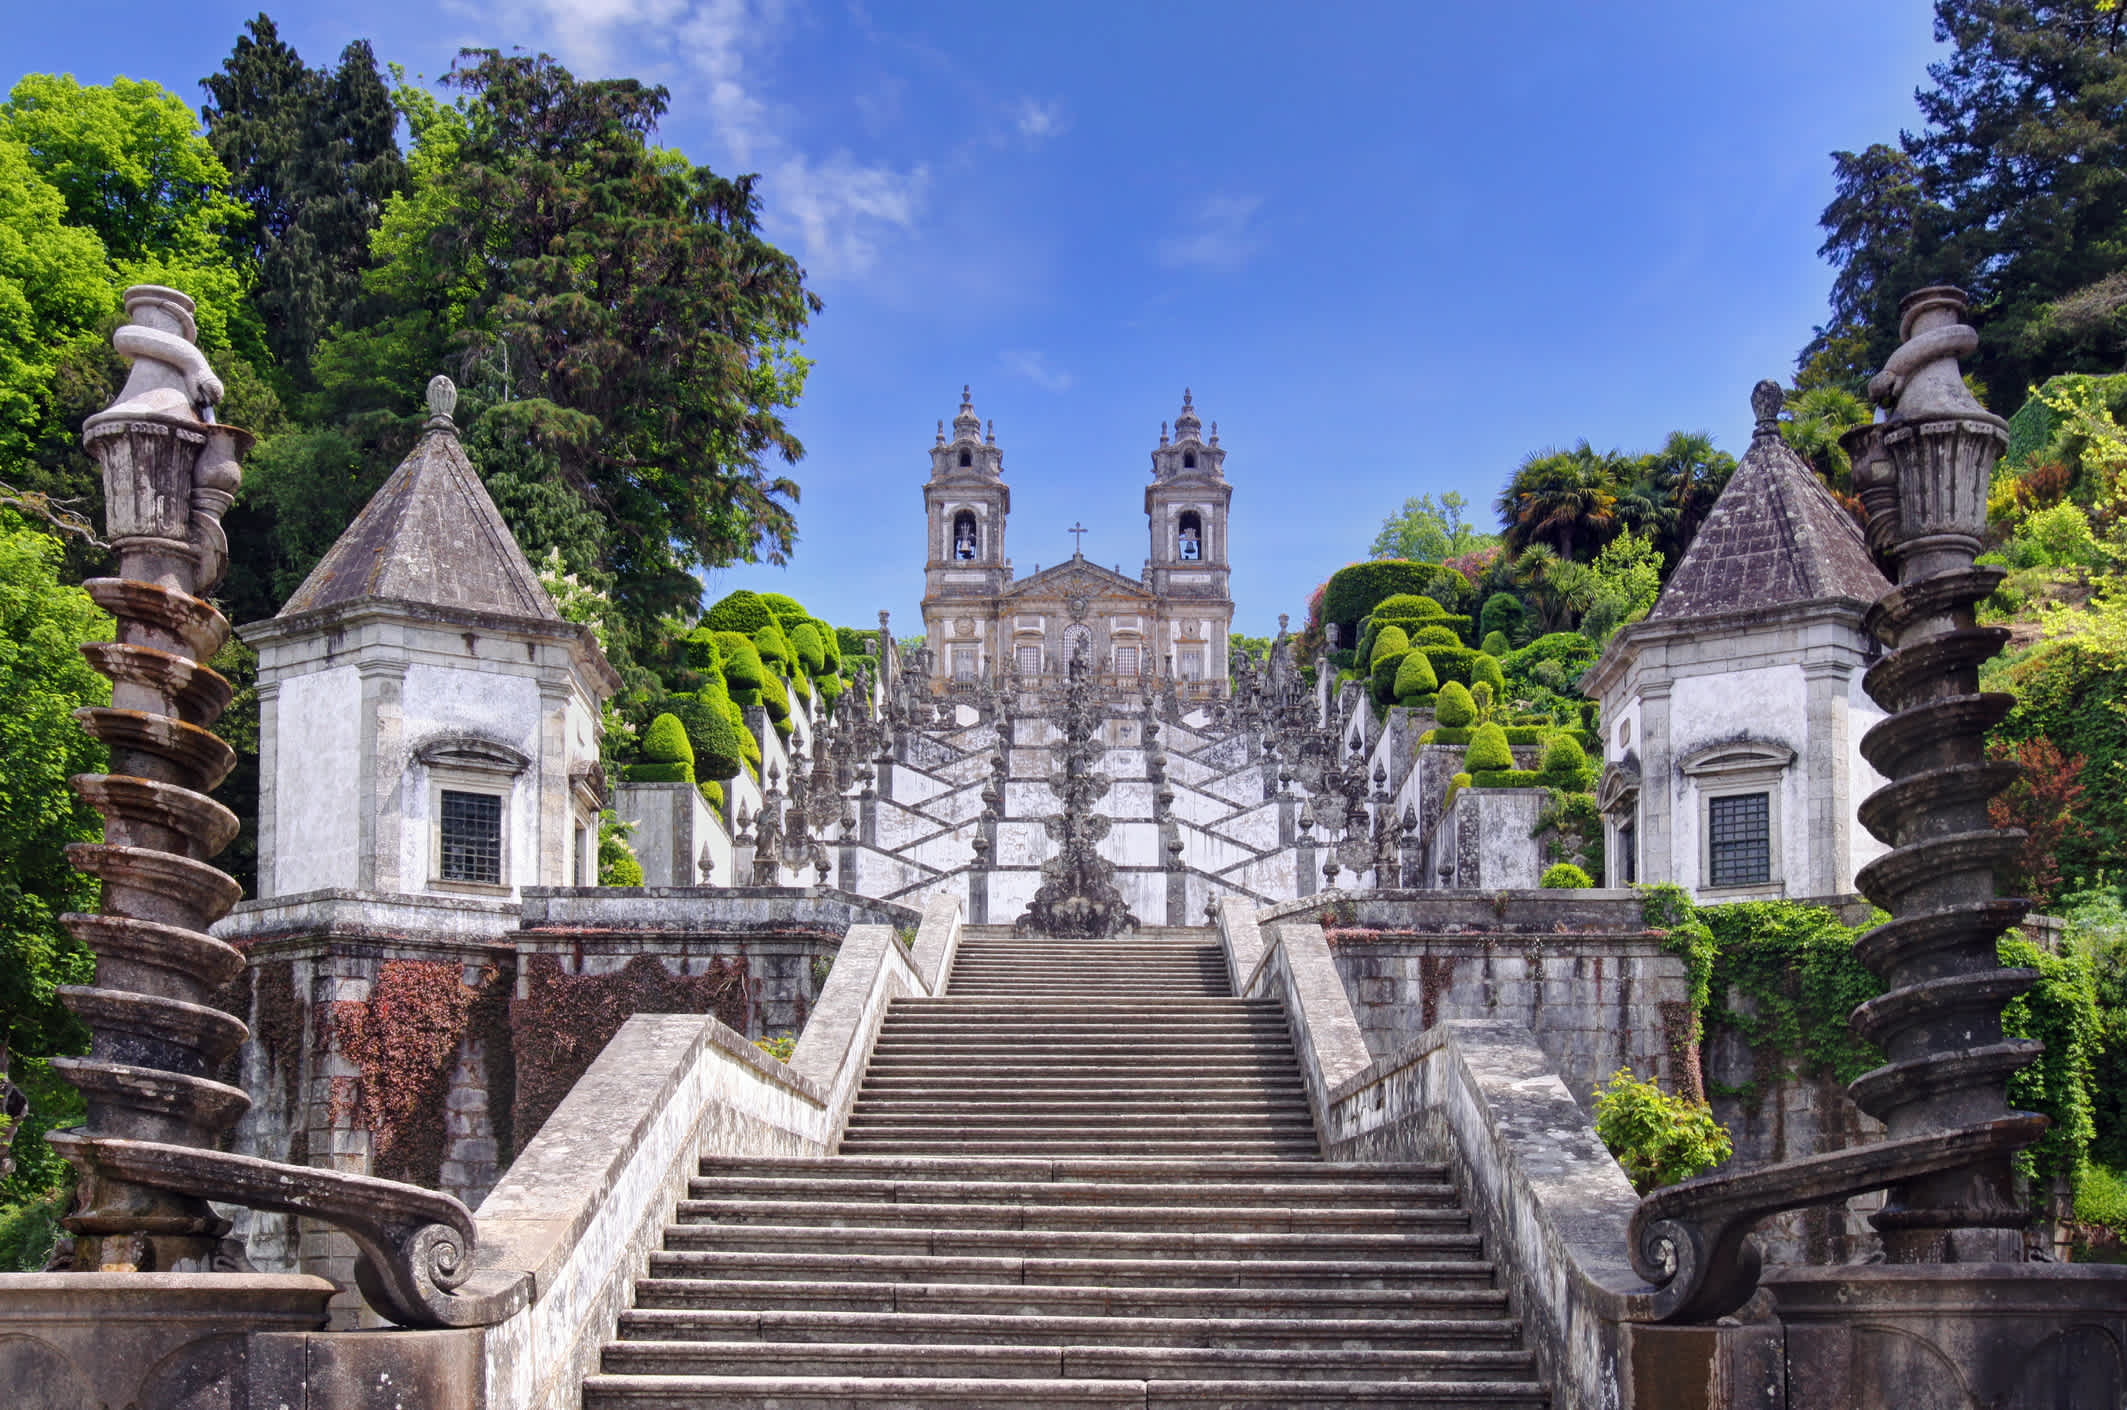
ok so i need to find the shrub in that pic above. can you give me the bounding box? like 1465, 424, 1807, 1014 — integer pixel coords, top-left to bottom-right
755, 1033, 796, 1062
1323, 562, 1466, 632
1480, 630, 1510, 658
1412, 624, 1462, 647
716, 632, 767, 691
759, 671, 791, 723
1435, 680, 1477, 728
1479, 591, 1527, 644
598, 811, 643, 886
1371, 648, 1410, 705
641, 712, 693, 764
0, 1187, 68, 1271
816, 672, 845, 711
1592, 1068, 1733, 1193
788, 621, 828, 675
685, 626, 723, 675
1541, 862, 1593, 888
834, 625, 877, 661
699, 779, 724, 810
1470, 768, 1544, 789
2078, 1161, 2127, 1229
809, 618, 842, 669
759, 592, 810, 627
705, 589, 776, 634
672, 690, 745, 781
753, 621, 795, 676
1366, 624, 1411, 669
1463, 721, 1514, 773
790, 670, 812, 703
2021, 501, 2108, 569
1539, 733, 1590, 786
1394, 648, 1439, 703
1470, 652, 1506, 695
1422, 645, 1480, 685
1372, 593, 1448, 622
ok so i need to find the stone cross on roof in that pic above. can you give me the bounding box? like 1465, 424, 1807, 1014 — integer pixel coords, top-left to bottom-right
1068, 521, 1087, 556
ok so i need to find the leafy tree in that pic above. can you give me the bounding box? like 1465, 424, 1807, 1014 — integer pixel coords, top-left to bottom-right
1495, 441, 1623, 562
200, 14, 406, 389
1808, 3, 2127, 397
1577, 532, 1664, 643
1369, 491, 1497, 562
1632, 431, 1736, 565
310, 51, 819, 678
0, 136, 110, 484
0, 511, 109, 1196
1780, 384, 1873, 498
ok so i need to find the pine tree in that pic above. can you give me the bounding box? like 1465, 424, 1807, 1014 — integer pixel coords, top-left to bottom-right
200, 14, 405, 388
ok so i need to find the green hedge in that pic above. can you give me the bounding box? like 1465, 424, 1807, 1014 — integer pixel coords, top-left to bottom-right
760, 671, 791, 722
1470, 768, 1544, 789
1541, 862, 1593, 889
1324, 562, 1467, 630
759, 591, 810, 628
1372, 648, 1410, 704
700, 779, 725, 810
1366, 624, 1411, 669
1422, 645, 1480, 686
625, 760, 694, 784
753, 621, 796, 676
1480, 630, 1511, 658
706, 589, 776, 634
685, 626, 723, 674
1411, 624, 1461, 647
1393, 649, 1438, 702
1470, 653, 1505, 694
672, 690, 746, 781
642, 712, 693, 764
1479, 591, 1527, 643
1424, 725, 1552, 748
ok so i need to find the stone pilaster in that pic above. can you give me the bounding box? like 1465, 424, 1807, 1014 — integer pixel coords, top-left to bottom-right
356, 658, 408, 891
1802, 658, 1854, 895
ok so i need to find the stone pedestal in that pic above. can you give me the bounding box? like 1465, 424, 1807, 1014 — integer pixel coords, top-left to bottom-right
0, 1272, 333, 1408
1768, 1264, 2127, 1409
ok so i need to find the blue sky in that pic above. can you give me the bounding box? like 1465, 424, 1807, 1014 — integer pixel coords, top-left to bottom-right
12, 1, 1945, 636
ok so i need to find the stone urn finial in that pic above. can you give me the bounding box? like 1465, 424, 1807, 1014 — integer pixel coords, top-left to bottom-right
1750, 379, 1784, 438
426, 373, 459, 429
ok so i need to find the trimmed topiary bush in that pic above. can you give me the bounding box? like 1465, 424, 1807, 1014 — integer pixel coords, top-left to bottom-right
685, 626, 723, 675
1435, 680, 1477, 728
1366, 624, 1411, 669
753, 621, 795, 677
1422, 645, 1480, 686
699, 779, 724, 810
1412, 624, 1461, 647
1372, 593, 1448, 622
788, 621, 828, 675
1463, 721, 1514, 773
716, 631, 767, 695
1371, 648, 1410, 704
706, 589, 776, 635
1479, 591, 1527, 645
672, 690, 745, 781
1480, 630, 1510, 658
790, 670, 812, 704
1541, 862, 1593, 889
1470, 652, 1506, 695
1539, 733, 1590, 786
627, 711, 696, 783
759, 671, 791, 723
759, 592, 810, 628
808, 618, 842, 670
1393, 648, 1439, 704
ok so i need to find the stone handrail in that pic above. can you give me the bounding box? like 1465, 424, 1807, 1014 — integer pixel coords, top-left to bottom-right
467, 899, 960, 1409
1221, 908, 1656, 1410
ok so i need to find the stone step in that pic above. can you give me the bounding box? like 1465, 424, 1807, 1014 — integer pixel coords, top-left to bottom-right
612, 1307, 1522, 1351
696, 1157, 1444, 1182
866, 1040, 1298, 1056
629, 1277, 1512, 1320
874, 1021, 1287, 1037
674, 1200, 1467, 1234
851, 1079, 1308, 1098
858, 1063, 1304, 1079
685, 1176, 1455, 1209
643, 1250, 1504, 1289
840, 1116, 1316, 1135
660, 1224, 1479, 1262
896, 998, 1276, 1009
597, 1338, 1538, 1382
847, 1102, 1312, 1121
833, 1141, 1323, 1158
581, 1373, 1550, 1407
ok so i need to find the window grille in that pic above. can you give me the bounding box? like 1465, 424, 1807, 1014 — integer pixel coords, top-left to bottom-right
440, 790, 503, 884
1115, 644, 1140, 676
1179, 648, 1203, 680
1707, 793, 1770, 887
952, 646, 977, 680
1017, 643, 1042, 674
1617, 821, 1637, 886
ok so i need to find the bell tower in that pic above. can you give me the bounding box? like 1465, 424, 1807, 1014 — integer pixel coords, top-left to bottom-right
922, 386, 1012, 683
1145, 389, 1234, 688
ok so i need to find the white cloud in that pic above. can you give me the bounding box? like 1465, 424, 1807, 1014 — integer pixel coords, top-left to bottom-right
1158, 194, 1267, 273
1003, 349, 1074, 394
772, 152, 930, 279
1015, 98, 1067, 140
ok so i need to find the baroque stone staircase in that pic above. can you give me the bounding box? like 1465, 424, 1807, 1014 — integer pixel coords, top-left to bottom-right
581, 927, 1548, 1407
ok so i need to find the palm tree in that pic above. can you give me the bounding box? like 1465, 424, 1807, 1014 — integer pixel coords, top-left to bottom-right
1494, 442, 1623, 562
1780, 386, 1871, 493
1637, 430, 1736, 565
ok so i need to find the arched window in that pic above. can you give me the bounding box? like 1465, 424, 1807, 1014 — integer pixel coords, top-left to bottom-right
952, 510, 979, 561
1178, 510, 1203, 561
1183, 451, 1196, 469
959, 448, 973, 467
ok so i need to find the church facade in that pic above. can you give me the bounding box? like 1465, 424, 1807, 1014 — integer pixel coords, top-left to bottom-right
918, 388, 1235, 696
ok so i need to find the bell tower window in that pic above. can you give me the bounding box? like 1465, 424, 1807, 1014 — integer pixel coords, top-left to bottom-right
1178, 510, 1203, 562
952, 510, 979, 561
958, 448, 972, 468
1183, 451, 1196, 469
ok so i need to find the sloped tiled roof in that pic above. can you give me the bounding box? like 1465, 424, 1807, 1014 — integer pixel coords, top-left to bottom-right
1648, 424, 1889, 622
278, 421, 557, 621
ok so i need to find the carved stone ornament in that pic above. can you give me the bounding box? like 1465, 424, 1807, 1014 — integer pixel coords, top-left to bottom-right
54, 291, 522, 1328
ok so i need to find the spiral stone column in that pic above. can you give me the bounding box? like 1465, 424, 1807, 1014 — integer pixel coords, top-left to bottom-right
51, 285, 254, 1272
1847, 286, 2042, 1261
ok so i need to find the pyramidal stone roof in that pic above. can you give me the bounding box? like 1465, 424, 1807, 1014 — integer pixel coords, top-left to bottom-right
279, 379, 558, 622
1648, 383, 1890, 622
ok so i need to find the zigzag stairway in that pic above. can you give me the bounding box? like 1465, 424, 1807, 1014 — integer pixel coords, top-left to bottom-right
581, 926, 1549, 1407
